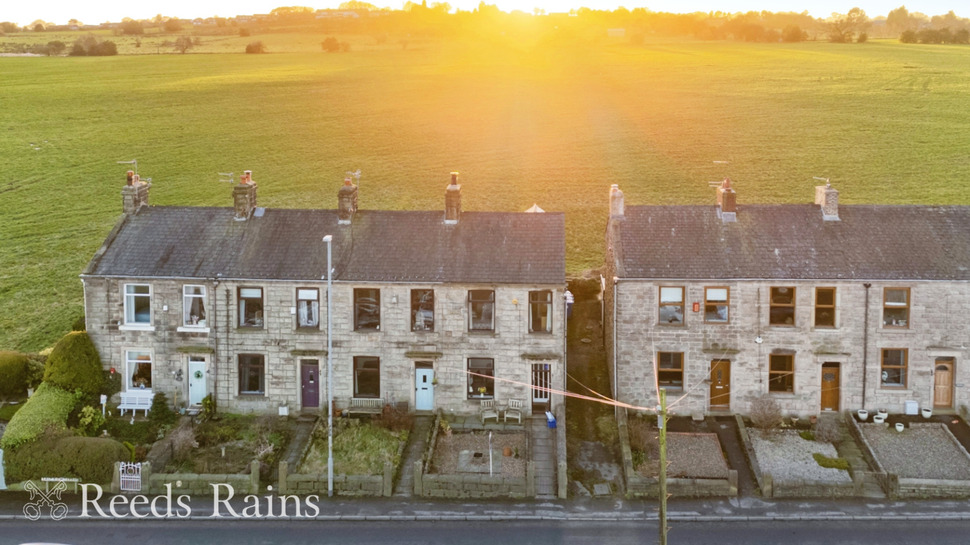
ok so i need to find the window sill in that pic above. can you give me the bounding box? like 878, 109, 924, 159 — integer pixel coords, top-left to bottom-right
657, 323, 685, 327
468, 330, 496, 335
813, 326, 838, 331
769, 391, 796, 397
177, 326, 210, 334
119, 324, 155, 332
468, 395, 494, 400
881, 326, 911, 330
768, 323, 796, 328
237, 393, 267, 398
235, 327, 265, 333
703, 321, 730, 325
354, 328, 381, 333
529, 330, 553, 335
879, 385, 908, 390
296, 326, 321, 333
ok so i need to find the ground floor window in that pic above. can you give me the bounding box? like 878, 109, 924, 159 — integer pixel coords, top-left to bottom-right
769, 354, 794, 393
354, 356, 381, 398
238, 354, 265, 395
125, 350, 152, 390
468, 358, 494, 399
657, 352, 684, 390
881, 348, 907, 387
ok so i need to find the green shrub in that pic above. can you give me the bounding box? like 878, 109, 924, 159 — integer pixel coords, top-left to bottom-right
105, 418, 157, 445
4, 431, 129, 484
43, 331, 103, 396
0, 351, 29, 398
77, 406, 106, 437
0, 383, 78, 449
148, 392, 178, 426
799, 430, 816, 441
101, 369, 122, 399
71, 313, 86, 331
25, 355, 46, 389
812, 452, 850, 471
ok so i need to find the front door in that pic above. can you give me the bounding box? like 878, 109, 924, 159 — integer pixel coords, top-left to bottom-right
532, 363, 552, 408
934, 358, 955, 408
188, 357, 207, 405
709, 359, 730, 410
820, 362, 840, 412
415, 365, 434, 411
301, 360, 319, 408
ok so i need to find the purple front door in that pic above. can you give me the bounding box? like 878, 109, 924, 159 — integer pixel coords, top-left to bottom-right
301, 360, 319, 408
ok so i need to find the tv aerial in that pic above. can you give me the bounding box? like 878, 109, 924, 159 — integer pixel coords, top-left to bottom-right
346, 169, 361, 185
219, 172, 235, 184
707, 161, 732, 188
813, 176, 831, 186
117, 159, 150, 182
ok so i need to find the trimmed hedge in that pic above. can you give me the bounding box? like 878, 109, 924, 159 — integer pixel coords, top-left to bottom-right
0, 351, 29, 398
0, 383, 77, 449
43, 331, 103, 396
4, 432, 129, 484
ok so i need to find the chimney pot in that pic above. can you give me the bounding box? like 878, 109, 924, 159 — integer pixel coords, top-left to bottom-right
338, 177, 359, 224
444, 172, 461, 224
815, 183, 839, 221
233, 172, 258, 221
126, 170, 134, 186
717, 178, 737, 222
609, 184, 625, 219
122, 173, 150, 215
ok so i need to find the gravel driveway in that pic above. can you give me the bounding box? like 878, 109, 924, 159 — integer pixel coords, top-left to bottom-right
751, 430, 850, 484
637, 432, 730, 479
862, 423, 970, 480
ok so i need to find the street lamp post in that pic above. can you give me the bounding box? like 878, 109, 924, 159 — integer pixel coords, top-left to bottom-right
323, 235, 334, 497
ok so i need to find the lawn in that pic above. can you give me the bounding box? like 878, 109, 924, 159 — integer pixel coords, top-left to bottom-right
2, 37, 970, 351
300, 418, 407, 475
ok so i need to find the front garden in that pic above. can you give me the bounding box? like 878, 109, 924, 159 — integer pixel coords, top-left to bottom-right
300, 417, 408, 476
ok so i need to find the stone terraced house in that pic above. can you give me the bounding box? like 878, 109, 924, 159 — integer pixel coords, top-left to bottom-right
604, 180, 970, 418
82, 171, 566, 417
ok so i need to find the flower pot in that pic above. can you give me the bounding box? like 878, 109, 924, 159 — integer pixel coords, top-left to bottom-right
877, 409, 888, 418
895, 422, 905, 433
503, 446, 513, 457
857, 409, 869, 422
873, 414, 886, 425
921, 408, 932, 419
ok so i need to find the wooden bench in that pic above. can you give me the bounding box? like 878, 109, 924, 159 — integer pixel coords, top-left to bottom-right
118, 390, 154, 416
346, 397, 385, 417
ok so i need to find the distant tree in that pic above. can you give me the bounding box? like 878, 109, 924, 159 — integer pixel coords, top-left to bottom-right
340, 41, 351, 52
239, 28, 251, 37
782, 24, 807, 42
886, 5, 920, 34
955, 28, 970, 44
339, 0, 377, 9
827, 7, 869, 43
68, 18, 82, 26
1, 21, 20, 33
32, 21, 46, 32
857, 31, 868, 42
321, 36, 340, 52
900, 29, 918, 42
164, 19, 182, 32
69, 35, 117, 56
90, 40, 117, 56
245, 40, 266, 53
174, 35, 193, 53
121, 19, 144, 35
46, 40, 66, 55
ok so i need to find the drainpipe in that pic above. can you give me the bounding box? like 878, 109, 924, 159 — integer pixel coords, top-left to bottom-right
862, 283, 872, 409
224, 287, 232, 413
211, 279, 220, 408
613, 277, 619, 412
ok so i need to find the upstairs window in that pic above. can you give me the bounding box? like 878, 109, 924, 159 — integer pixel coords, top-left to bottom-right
353, 356, 381, 398
769, 287, 795, 326
529, 290, 552, 333
704, 287, 729, 323
467, 358, 494, 399
815, 287, 836, 328
354, 288, 381, 331
297, 288, 319, 328
883, 288, 910, 328
468, 290, 495, 331
125, 350, 152, 391
769, 354, 794, 393
183, 285, 206, 327
658, 286, 684, 325
238, 354, 265, 395
124, 284, 151, 325
238, 287, 264, 328
657, 352, 684, 390
411, 289, 435, 332
881, 349, 908, 387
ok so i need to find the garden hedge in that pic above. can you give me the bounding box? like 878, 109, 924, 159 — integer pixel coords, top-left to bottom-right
0, 351, 29, 398
0, 382, 77, 449
4, 432, 129, 484
43, 331, 103, 396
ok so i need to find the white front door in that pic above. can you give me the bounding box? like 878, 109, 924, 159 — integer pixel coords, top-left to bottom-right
188, 357, 207, 405
415, 367, 434, 411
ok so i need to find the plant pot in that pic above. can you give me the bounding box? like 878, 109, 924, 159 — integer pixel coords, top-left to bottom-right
877, 409, 888, 418
921, 408, 932, 419
895, 422, 905, 433
857, 409, 869, 422
503, 446, 513, 457
872, 414, 886, 425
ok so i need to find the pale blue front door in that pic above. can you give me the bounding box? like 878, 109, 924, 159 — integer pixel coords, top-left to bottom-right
415, 367, 434, 411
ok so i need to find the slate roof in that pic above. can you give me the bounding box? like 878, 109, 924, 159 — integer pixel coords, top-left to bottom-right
611, 204, 970, 281
84, 207, 565, 285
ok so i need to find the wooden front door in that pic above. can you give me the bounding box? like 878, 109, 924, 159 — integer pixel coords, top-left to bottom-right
301, 360, 320, 408
709, 359, 730, 410
934, 358, 954, 408
820, 362, 840, 412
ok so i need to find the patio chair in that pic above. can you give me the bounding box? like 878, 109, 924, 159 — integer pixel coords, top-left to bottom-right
480, 399, 499, 424
503, 399, 523, 424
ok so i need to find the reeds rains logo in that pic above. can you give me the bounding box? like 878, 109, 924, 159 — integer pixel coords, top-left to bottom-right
23, 481, 69, 521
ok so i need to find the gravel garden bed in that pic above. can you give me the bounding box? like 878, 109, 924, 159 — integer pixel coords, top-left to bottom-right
634, 432, 730, 479
862, 423, 970, 480
431, 431, 526, 478
750, 430, 850, 483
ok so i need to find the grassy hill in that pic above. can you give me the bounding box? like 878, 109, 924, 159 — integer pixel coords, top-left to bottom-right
2, 37, 969, 351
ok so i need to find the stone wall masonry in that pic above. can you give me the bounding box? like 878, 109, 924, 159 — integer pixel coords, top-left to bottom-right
282, 471, 388, 497
85, 276, 565, 417
610, 278, 970, 419
118, 460, 260, 496
419, 472, 531, 499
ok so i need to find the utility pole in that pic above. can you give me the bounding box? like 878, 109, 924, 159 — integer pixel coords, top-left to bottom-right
658, 388, 668, 545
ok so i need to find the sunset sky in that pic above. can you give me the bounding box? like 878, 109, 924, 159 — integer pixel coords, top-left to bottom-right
5, 0, 965, 26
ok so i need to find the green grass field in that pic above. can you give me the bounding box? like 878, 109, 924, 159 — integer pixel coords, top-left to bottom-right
2, 37, 970, 352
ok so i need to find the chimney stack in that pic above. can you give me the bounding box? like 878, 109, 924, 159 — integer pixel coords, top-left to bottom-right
444, 172, 461, 225
716, 178, 736, 223
121, 170, 151, 215
609, 184, 624, 219
815, 183, 839, 221
337, 177, 358, 225
233, 169, 258, 221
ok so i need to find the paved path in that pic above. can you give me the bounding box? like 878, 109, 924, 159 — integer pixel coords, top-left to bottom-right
273, 413, 317, 481
531, 416, 557, 498
394, 415, 433, 497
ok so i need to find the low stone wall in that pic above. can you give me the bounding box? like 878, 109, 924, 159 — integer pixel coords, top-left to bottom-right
897, 477, 970, 498
278, 461, 392, 497
555, 404, 568, 499
416, 466, 532, 498
112, 461, 259, 495
844, 412, 891, 495
619, 409, 737, 498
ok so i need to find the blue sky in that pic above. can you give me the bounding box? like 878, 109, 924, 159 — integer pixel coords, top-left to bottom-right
6, 0, 965, 26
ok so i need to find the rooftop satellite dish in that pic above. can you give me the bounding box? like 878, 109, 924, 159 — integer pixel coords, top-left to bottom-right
219, 172, 235, 184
